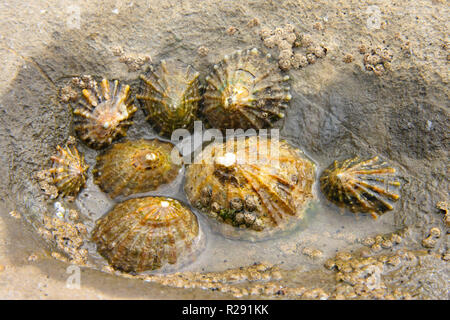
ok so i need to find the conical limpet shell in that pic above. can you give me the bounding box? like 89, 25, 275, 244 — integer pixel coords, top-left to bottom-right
203, 48, 291, 130
74, 79, 137, 149
184, 136, 315, 240
92, 196, 202, 273
49, 141, 89, 198
93, 139, 182, 198
137, 60, 201, 137
320, 156, 401, 219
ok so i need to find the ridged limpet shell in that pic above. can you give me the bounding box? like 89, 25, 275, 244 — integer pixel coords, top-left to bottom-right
184, 136, 315, 240
137, 60, 201, 137
203, 48, 291, 130
92, 196, 202, 273
93, 139, 182, 198
320, 156, 401, 219
49, 141, 89, 197
74, 79, 137, 149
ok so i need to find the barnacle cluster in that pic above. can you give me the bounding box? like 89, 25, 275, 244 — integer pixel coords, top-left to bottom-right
38, 212, 89, 265
111, 46, 151, 72
325, 249, 422, 300
360, 46, 393, 76
359, 230, 405, 253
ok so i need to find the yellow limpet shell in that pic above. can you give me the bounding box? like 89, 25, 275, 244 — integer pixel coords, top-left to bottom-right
320, 156, 401, 219
92, 196, 201, 273
49, 142, 89, 197
137, 59, 201, 137
93, 139, 182, 199
74, 79, 137, 149
184, 136, 315, 240
203, 48, 291, 130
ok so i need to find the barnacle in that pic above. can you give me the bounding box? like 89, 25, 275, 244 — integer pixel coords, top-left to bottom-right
92, 196, 202, 273
137, 60, 201, 137
203, 48, 291, 130
74, 78, 137, 149
93, 139, 182, 198
320, 156, 401, 219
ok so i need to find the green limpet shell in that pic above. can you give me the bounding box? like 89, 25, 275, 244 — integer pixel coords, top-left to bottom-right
184, 136, 315, 240
93, 139, 182, 199
92, 196, 202, 273
137, 59, 201, 137
320, 156, 401, 219
203, 48, 291, 130
74, 79, 137, 149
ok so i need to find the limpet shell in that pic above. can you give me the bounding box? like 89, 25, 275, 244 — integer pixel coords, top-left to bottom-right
203, 48, 291, 130
320, 156, 401, 219
93, 139, 182, 198
184, 136, 315, 240
49, 141, 89, 197
137, 60, 201, 137
92, 196, 202, 273
74, 78, 137, 149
